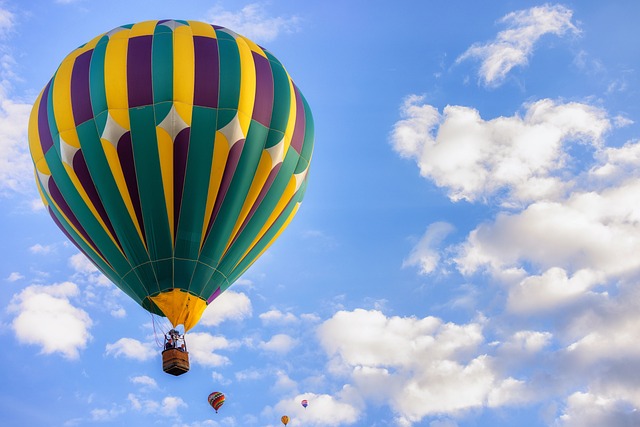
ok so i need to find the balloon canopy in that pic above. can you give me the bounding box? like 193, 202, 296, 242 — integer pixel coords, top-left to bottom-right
301, 399, 308, 408
281, 415, 290, 426
28, 19, 314, 331
208, 391, 225, 413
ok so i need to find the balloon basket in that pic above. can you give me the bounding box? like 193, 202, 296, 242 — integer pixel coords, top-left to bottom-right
162, 348, 190, 376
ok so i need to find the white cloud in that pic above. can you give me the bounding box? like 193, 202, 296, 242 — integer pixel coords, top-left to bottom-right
259, 333, 298, 354
457, 4, 579, 86
69, 253, 98, 275
30, 243, 54, 254
274, 391, 361, 427
187, 332, 236, 367
556, 392, 640, 427
128, 394, 187, 418
0, 7, 36, 197
315, 309, 525, 421
403, 222, 455, 274
205, 3, 300, 43
259, 308, 298, 324
6, 271, 23, 281
391, 96, 609, 204
9, 282, 92, 359
130, 375, 157, 389
90, 406, 125, 421
104, 338, 156, 361
200, 290, 252, 326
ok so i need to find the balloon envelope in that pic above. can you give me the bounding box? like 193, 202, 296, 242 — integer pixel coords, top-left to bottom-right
208, 391, 225, 413
28, 20, 314, 331
301, 399, 308, 408
281, 415, 289, 426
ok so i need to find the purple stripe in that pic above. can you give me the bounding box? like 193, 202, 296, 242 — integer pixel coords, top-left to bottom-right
38, 81, 55, 154
207, 286, 221, 303
204, 140, 245, 239
290, 84, 306, 154
127, 36, 154, 107
227, 163, 281, 249
117, 132, 146, 241
173, 128, 190, 238
71, 50, 94, 125
72, 151, 121, 250
193, 36, 219, 108
251, 52, 273, 126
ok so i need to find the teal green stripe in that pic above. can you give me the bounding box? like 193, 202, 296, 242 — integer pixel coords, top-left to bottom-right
198, 120, 269, 270
217, 38, 240, 111
89, 36, 108, 117
152, 29, 173, 104
43, 146, 130, 278
77, 114, 156, 299
175, 106, 217, 261
128, 106, 173, 289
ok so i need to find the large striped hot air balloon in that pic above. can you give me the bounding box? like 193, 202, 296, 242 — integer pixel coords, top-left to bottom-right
28, 20, 314, 333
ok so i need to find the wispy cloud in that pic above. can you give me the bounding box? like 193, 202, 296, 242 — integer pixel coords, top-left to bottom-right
105, 338, 156, 361
199, 290, 252, 326
457, 4, 579, 86
205, 2, 300, 43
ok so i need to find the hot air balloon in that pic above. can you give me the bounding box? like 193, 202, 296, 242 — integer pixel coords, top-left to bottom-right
208, 391, 225, 413
281, 415, 290, 426
301, 399, 308, 408
28, 20, 314, 375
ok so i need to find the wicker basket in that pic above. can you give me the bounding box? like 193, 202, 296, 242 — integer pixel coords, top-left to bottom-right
162, 348, 190, 376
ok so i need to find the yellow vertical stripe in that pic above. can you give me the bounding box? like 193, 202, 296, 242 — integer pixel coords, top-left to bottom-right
282, 77, 297, 159
129, 20, 157, 37
157, 127, 175, 242
28, 92, 46, 168
199, 131, 231, 248
236, 37, 256, 133
104, 37, 130, 128
173, 26, 194, 125
51, 57, 79, 146
188, 20, 217, 38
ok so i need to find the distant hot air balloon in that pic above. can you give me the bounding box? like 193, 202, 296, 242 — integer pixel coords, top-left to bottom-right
281, 415, 290, 426
208, 392, 225, 413
28, 19, 314, 375
301, 399, 308, 408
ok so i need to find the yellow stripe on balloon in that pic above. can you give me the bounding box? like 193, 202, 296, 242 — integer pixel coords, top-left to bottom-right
199, 130, 231, 248
104, 37, 130, 128
51, 57, 79, 145
281, 77, 297, 159
187, 20, 217, 38
236, 37, 256, 133
173, 26, 194, 125
156, 126, 175, 243
28, 92, 46, 169
129, 20, 157, 37
239, 35, 268, 59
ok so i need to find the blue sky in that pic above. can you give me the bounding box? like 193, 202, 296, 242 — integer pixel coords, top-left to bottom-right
2, 1, 640, 426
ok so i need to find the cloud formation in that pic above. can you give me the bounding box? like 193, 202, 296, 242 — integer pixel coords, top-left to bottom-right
105, 338, 156, 361
9, 282, 92, 359
457, 4, 579, 86
199, 290, 252, 326
391, 96, 610, 204
205, 3, 300, 43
